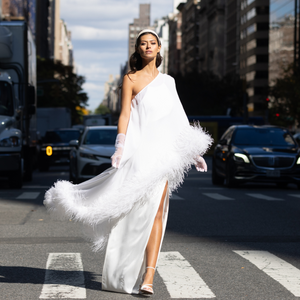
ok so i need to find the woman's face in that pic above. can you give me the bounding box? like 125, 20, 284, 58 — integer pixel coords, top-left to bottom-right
137, 34, 161, 60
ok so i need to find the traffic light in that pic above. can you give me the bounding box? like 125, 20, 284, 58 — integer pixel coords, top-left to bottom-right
266, 97, 270, 102
275, 113, 280, 117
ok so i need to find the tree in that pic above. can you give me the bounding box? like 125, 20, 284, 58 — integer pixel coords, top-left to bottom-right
94, 103, 111, 115
37, 57, 88, 124
269, 63, 300, 127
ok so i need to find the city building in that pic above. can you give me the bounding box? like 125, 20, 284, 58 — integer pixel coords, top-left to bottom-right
239, 0, 270, 115
102, 75, 120, 114
198, 0, 226, 78
154, 16, 169, 73
225, 0, 240, 76
1, 0, 36, 38
177, 0, 200, 75
168, 4, 183, 75
55, 19, 73, 67
36, 0, 56, 59
128, 3, 151, 61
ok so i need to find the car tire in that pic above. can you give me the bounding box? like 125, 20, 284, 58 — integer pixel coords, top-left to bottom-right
69, 161, 79, 184
276, 183, 288, 189
225, 160, 236, 188
212, 160, 224, 185
9, 162, 23, 189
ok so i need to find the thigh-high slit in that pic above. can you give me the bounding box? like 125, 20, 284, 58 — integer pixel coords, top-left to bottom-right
102, 179, 169, 294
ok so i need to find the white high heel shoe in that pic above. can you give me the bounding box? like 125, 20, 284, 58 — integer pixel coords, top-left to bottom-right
139, 266, 155, 296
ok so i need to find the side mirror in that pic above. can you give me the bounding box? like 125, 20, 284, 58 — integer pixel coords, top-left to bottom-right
218, 139, 227, 146
28, 85, 35, 105
69, 140, 79, 148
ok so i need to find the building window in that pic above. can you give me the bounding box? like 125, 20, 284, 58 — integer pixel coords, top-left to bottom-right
247, 23, 256, 35
247, 55, 256, 66
246, 39, 256, 51
241, 29, 247, 39
247, 8, 256, 21
246, 71, 255, 81
130, 27, 135, 31
130, 34, 135, 38
247, 87, 254, 96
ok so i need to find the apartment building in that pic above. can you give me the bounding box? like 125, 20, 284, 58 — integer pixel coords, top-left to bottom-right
128, 4, 151, 60
198, 0, 226, 78
177, 0, 200, 75
239, 0, 269, 115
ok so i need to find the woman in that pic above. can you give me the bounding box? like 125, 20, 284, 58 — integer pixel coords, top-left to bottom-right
44, 29, 212, 296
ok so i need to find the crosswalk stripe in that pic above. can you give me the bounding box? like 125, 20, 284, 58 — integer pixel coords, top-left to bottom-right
202, 193, 234, 200
158, 251, 215, 298
39, 253, 86, 299
23, 185, 49, 189
16, 192, 40, 199
246, 193, 283, 201
289, 194, 300, 198
170, 194, 184, 200
234, 250, 300, 297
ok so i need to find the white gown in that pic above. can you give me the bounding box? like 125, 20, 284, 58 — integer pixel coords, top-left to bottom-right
44, 72, 213, 294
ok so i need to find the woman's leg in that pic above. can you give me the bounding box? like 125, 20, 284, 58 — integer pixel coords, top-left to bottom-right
142, 181, 168, 286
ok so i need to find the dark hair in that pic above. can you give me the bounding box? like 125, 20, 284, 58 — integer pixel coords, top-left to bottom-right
127, 32, 162, 76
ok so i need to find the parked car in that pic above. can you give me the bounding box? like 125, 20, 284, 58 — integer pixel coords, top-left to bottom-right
69, 126, 117, 183
39, 128, 81, 171
293, 132, 300, 146
212, 125, 300, 188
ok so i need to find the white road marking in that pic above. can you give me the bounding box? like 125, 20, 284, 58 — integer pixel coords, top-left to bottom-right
158, 251, 215, 298
170, 194, 184, 200
16, 192, 40, 199
23, 185, 49, 189
234, 250, 300, 297
202, 193, 234, 200
199, 187, 225, 190
289, 194, 300, 199
246, 193, 283, 201
39, 253, 86, 299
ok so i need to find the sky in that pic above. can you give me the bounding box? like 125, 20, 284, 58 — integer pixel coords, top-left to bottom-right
60, 0, 176, 112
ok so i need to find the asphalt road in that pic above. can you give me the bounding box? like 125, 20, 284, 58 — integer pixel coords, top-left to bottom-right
0, 156, 300, 300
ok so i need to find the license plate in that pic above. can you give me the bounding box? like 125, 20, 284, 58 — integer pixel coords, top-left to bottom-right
266, 170, 280, 177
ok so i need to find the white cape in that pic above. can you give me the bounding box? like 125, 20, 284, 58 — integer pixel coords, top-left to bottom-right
44, 72, 212, 294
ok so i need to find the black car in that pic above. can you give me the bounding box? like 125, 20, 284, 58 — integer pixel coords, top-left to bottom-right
212, 125, 300, 188
38, 129, 81, 171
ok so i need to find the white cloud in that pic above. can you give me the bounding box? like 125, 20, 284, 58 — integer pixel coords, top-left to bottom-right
71, 26, 127, 41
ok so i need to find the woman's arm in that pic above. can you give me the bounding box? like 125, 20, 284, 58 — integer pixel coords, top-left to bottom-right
118, 75, 134, 134
111, 75, 134, 168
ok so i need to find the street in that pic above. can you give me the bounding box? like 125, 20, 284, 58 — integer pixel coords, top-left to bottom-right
0, 156, 300, 300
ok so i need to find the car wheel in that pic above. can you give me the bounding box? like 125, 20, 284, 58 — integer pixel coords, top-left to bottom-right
276, 183, 288, 189
9, 162, 23, 189
225, 160, 236, 188
212, 160, 224, 185
69, 161, 79, 184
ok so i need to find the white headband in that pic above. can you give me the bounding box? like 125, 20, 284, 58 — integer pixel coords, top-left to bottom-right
136, 29, 161, 45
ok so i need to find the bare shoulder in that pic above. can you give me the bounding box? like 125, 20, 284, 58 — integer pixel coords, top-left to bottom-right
123, 73, 136, 87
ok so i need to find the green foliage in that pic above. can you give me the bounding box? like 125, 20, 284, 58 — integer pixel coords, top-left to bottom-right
94, 103, 110, 115
37, 57, 88, 124
171, 71, 244, 116
269, 64, 300, 127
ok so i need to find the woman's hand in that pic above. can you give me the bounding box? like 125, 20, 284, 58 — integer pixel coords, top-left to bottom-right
195, 156, 207, 172
111, 133, 126, 168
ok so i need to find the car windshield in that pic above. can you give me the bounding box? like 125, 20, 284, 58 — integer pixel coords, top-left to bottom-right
83, 129, 117, 145
233, 128, 296, 146
44, 130, 80, 143
0, 81, 14, 116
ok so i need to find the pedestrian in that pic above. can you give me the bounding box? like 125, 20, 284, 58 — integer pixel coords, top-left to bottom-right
44, 29, 212, 296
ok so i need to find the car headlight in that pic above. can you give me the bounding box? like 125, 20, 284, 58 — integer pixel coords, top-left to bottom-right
297, 157, 300, 164
0, 136, 21, 147
234, 153, 250, 163
79, 152, 98, 160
